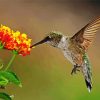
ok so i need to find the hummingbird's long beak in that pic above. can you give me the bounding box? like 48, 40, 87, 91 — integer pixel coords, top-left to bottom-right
30, 36, 50, 48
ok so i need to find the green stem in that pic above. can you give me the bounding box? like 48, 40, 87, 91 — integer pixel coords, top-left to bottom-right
5, 54, 16, 71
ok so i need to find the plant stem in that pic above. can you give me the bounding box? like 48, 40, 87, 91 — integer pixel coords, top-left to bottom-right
5, 54, 16, 71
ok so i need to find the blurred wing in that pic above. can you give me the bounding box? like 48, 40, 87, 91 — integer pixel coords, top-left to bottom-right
71, 17, 100, 50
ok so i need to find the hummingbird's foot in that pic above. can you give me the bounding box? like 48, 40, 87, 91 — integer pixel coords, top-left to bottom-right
71, 65, 80, 75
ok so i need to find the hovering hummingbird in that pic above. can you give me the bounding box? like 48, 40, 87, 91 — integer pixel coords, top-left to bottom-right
31, 17, 100, 92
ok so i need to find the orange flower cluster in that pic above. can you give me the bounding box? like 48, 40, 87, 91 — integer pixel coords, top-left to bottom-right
0, 25, 32, 56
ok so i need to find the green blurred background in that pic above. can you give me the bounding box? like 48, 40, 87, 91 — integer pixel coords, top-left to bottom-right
0, 0, 100, 100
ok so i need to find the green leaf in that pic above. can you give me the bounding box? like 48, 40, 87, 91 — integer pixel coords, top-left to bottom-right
0, 92, 12, 100
0, 76, 8, 87
0, 71, 22, 87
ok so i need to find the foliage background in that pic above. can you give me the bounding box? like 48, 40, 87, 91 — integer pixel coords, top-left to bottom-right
0, 0, 100, 100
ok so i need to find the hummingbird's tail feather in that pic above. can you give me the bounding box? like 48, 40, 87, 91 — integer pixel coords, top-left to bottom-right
85, 78, 92, 92
82, 53, 92, 92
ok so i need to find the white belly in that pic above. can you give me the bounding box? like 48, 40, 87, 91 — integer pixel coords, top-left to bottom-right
58, 36, 75, 65
63, 50, 75, 65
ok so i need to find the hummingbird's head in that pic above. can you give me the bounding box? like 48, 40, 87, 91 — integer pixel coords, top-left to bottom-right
31, 31, 63, 48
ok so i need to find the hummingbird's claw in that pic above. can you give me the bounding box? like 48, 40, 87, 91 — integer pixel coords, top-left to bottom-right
71, 65, 80, 75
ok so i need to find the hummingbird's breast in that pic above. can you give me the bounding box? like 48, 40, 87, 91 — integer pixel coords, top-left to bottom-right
67, 40, 84, 66
58, 36, 76, 65
58, 36, 83, 66
63, 42, 76, 65
63, 49, 76, 65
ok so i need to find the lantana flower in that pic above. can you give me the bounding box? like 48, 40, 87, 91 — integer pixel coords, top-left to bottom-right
0, 25, 32, 56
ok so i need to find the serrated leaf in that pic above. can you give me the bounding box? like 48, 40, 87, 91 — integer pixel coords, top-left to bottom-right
0, 71, 22, 87
0, 92, 12, 100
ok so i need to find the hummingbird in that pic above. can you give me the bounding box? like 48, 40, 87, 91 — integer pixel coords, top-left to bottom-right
31, 17, 100, 92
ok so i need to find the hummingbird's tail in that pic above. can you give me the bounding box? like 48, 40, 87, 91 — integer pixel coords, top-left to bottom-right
85, 77, 92, 92
82, 53, 92, 92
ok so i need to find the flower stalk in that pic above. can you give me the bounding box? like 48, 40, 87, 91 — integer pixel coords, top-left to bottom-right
5, 54, 16, 71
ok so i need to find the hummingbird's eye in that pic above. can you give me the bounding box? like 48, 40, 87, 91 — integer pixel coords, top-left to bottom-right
44, 36, 52, 42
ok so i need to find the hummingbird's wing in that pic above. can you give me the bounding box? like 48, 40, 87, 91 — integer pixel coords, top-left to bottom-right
71, 17, 100, 50
82, 53, 92, 92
